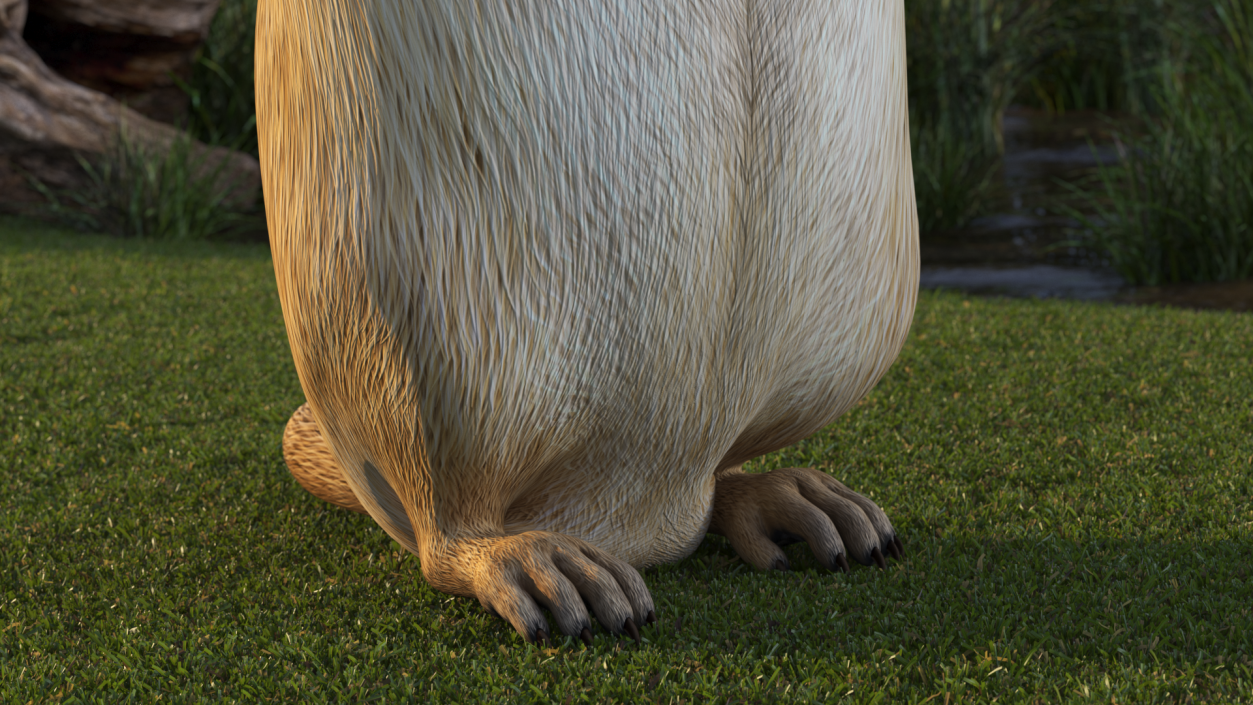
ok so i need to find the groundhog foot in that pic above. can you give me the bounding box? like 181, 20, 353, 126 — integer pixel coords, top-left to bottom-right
459, 532, 656, 646
282, 403, 367, 514
710, 467, 903, 573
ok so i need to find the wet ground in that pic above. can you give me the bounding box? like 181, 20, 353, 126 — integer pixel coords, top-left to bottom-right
919, 106, 1252, 313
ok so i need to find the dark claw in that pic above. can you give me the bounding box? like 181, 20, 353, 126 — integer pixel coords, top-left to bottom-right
623, 617, 641, 644
834, 553, 850, 573
533, 627, 549, 646
646, 610, 656, 625
886, 537, 902, 560
893, 535, 904, 558
773, 557, 790, 572
580, 627, 593, 646
871, 546, 887, 570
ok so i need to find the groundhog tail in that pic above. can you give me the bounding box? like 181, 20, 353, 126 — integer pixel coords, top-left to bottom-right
282, 403, 368, 514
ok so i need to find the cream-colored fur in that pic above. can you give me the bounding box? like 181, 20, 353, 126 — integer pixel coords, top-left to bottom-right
256, 0, 918, 643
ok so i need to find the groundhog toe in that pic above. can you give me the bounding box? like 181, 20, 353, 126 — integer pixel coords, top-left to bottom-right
710, 468, 903, 572
458, 532, 656, 645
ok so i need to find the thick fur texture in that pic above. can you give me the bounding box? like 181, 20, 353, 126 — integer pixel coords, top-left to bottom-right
283, 403, 367, 514
257, 0, 918, 642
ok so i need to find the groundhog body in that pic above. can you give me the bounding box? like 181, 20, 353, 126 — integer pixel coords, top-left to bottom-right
257, 0, 917, 641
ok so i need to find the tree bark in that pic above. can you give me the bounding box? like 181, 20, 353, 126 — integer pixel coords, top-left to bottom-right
29, 0, 221, 39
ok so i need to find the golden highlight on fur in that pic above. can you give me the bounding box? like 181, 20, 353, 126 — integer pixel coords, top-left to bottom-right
256, 0, 919, 644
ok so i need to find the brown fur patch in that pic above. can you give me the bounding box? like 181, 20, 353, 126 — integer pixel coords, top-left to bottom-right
283, 403, 367, 514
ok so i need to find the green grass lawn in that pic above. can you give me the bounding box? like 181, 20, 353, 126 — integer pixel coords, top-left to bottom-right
2, 216, 1251, 703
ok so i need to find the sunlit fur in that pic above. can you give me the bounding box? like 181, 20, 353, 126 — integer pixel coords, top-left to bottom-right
256, 0, 918, 596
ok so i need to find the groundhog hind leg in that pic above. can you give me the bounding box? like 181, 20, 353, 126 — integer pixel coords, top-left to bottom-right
282, 403, 367, 514
284, 405, 654, 645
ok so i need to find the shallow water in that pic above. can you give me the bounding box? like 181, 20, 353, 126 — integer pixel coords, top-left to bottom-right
919, 106, 1252, 313
920, 264, 1124, 301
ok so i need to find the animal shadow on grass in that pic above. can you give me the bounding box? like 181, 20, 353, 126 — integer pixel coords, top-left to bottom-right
625, 532, 1251, 661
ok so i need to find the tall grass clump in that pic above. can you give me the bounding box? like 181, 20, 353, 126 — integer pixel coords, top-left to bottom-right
177, 0, 259, 157
28, 0, 263, 241
1024, 0, 1210, 115
31, 129, 258, 241
905, 0, 1059, 234
1072, 0, 1253, 285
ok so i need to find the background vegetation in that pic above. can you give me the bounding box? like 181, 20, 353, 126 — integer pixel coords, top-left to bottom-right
26, 0, 1253, 285
904, 0, 1252, 289
27, 0, 263, 243
2, 219, 1251, 702
30, 130, 257, 242
177, 0, 260, 159
905, 0, 1059, 234
1069, 0, 1253, 286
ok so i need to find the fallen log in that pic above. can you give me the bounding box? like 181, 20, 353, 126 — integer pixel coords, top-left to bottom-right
0, 0, 259, 214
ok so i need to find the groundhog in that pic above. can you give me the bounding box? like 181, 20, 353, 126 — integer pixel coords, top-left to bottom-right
256, 0, 918, 645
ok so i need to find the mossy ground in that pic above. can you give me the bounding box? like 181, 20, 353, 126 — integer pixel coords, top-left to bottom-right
2, 217, 1251, 703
